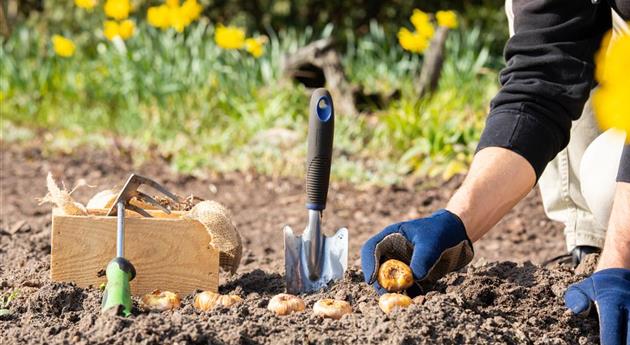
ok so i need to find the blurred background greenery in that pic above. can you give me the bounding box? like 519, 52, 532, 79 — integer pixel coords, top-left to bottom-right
0, 0, 508, 185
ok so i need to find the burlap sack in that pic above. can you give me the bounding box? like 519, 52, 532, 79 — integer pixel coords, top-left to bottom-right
40, 173, 87, 216
185, 200, 242, 274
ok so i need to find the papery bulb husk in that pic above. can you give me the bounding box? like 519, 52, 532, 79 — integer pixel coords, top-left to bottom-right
267, 293, 305, 316
86, 189, 118, 209
40, 172, 87, 216
193, 291, 242, 311
379, 293, 413, 314
312, 299, 352, 320
140, 290, 181, 311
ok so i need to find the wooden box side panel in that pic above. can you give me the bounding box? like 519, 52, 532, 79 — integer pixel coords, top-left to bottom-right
51, 215, 218, 296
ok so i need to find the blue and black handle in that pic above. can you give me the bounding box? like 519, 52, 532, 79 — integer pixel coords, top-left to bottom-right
306, 88, 334, 211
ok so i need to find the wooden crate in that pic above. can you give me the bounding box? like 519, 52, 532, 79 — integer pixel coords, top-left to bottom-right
51, 210, 219, 296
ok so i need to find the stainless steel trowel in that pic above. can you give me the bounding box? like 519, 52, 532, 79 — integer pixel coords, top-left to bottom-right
283, 88, 348, 294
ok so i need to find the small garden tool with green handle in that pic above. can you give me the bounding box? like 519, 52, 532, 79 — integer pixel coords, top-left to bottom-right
101, 174, 180, 316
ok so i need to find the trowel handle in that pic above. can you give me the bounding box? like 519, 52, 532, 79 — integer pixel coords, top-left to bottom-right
306, 88, 334, 211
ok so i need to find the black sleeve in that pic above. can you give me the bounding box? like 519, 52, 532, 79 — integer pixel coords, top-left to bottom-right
618, 145, 630, 183
476, 0, 611, 179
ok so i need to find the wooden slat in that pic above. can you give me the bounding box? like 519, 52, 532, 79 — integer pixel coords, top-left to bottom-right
85, 209, 184, 218
51, 214, 218, 296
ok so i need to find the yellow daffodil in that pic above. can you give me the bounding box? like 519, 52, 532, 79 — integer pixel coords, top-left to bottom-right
415, 20, 434, 39
245, 36, 267, 58
104, 0, 130, 20
103, 20, 134, 41
410, 9, 435, 39
593, 31, 630, 139
169, 6, 190, 32
52, 35, 76, 58
181, 0, 203, 22
410, 9, 430, 32
215, 25, 245, 50
74, 0, 97, 10
398, 27, 429, 54
118, 19, 135, 39
147, 0, 202, 32
436, 10, 458, 29
147, 5, 171, 29
400, 8, 435, 53
103, 21, 120, 40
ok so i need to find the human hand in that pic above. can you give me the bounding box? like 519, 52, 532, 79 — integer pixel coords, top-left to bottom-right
360, 209, 473, 294
565, 268, 630, 345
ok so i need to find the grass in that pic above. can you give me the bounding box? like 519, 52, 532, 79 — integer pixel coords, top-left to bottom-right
0, 3, 501, 186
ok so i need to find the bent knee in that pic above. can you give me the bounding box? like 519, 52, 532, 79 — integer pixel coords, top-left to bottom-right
580, 129, 626, 228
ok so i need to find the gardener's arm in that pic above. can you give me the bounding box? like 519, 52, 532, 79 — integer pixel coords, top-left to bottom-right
564, 181, 630, 345
445, 147, 534, 241
362, 0, 611, 288
598, 182, 630, 270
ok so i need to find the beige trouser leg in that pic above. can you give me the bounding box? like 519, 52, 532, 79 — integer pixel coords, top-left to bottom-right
538, 100, 606, 251
580, 129, 626, 229
504, 1, 626, 252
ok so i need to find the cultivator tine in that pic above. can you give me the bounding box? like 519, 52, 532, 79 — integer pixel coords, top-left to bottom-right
107, 174, 179, 217
126, 203, 152, 217
135, 176, 180, 203
135, 191, 171, 214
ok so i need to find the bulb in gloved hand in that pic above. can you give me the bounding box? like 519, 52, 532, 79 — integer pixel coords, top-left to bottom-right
267, 293, 305, 316
140, 290, 181, 311
313, 299, 352, 320
378, 293, 412, 314
377, 259, 414, 292
193, 291, 242, 311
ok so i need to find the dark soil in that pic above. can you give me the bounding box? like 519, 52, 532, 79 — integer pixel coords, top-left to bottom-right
0, 144, 599, 344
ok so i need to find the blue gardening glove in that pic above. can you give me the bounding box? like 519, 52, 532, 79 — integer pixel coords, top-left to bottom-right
565, 268, 630, 345
361, 209, 474, 294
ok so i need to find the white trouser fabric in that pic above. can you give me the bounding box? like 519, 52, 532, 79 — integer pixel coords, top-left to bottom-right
504, 1, 627, 251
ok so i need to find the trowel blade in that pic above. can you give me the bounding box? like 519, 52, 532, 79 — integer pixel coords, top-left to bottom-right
283, 225, 348, 294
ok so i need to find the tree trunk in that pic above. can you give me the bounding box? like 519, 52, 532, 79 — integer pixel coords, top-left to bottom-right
282, 38, 358, 116
416, 26, 450, 97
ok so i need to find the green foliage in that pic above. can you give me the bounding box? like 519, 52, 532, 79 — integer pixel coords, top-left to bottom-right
1, 6, 501, 185
0, 289, 19, 314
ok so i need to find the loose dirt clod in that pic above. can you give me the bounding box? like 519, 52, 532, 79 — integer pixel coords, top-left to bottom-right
312, 298, 352, 320
267, 293, 305, 316
412, 295, 426, 305
378, 293, 413, 314
193, 291, 242, 311
140, 290, 181, 312
378, 259, 413, 292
